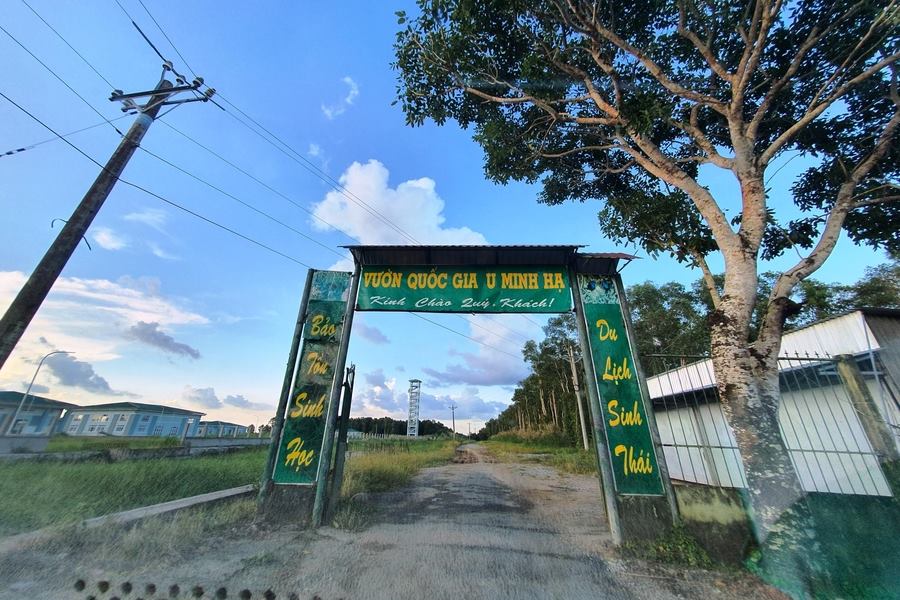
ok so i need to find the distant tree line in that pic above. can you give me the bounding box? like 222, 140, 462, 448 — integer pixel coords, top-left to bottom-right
629, 260, 900, 368
478, 261, 899, 442
346, 416, 452, 437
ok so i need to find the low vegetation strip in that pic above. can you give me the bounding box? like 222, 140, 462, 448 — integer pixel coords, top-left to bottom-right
484, 430, 598, 475
44, 435, 183, 453
341, 438, 459, 498
0, 448, 266, 536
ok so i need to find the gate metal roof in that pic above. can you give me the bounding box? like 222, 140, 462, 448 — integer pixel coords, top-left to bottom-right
343, 245, 635, 275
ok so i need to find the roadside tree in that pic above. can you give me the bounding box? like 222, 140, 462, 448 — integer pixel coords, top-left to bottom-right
394, 0, 899, 540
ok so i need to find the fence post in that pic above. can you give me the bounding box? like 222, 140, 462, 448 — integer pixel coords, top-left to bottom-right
835, 354, 900, 470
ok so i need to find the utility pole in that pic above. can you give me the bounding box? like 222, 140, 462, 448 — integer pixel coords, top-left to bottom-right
568, 343, 590, 451
449, 404, 457, 439
0, 64, 213, 370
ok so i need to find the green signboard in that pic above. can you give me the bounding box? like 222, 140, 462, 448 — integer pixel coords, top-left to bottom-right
273, 271, 351, 485
578, 274, 664, 495
357, 266, 571, 313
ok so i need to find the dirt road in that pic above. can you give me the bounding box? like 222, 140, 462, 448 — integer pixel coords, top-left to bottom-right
0, 444, 783, 599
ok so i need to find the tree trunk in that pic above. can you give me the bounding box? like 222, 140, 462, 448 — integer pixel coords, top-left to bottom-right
710, 289, 805, 543
539, 386, 547, 417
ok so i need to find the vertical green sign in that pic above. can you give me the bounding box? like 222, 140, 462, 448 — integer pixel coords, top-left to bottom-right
578, 274, 663, 495
273, 270, 351, 485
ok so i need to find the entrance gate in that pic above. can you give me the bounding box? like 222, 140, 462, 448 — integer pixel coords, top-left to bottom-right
258, 245, 678, 543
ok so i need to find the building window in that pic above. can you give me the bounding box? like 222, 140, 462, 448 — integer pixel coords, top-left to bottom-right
168, 426, 178, 436
11, 419, 25, 434
114, 415, 128, 433
68, 414, 84, 433
153, 425, 162, 436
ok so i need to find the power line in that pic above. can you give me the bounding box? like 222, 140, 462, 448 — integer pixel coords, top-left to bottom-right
2, 115, 130, 158
0, 89, 313, 269
0, 23, 124, 136
213, 95, 422, 245
410, 314, 520, 359
156, 119, 358, 244
135, 0, 197, 78
111, 0, 168, 66
110, 0, 417, 244
457, 315, 526, 347
8, 0, 530, 358
20, 0, 116, 90
104, 0, 417, 246
20, 0, 346, 260
481, 314, 535, 342
136, 144, 349, 260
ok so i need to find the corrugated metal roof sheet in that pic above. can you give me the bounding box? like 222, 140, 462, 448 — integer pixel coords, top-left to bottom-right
343, 245, 636, 274
67, 402, 204, 416
646, 308, 900, 401
0, 391, 76, 409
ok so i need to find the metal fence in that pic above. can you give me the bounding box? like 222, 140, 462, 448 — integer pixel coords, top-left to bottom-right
646, 352, 896, 497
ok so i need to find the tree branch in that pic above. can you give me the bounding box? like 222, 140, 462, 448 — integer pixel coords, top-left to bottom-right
554, 0, 730, 115
689, 248, 722, 309
760, 104, 900, 346
760, 50, 900, 165
677, 1, 734, 83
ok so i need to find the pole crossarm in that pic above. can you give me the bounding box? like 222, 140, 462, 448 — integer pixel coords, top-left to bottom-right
0, 67, 214, 371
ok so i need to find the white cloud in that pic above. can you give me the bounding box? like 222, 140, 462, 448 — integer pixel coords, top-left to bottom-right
311, 160, 487, 269
128, 321, 200, 359
422, 314, 538, 387
308, 143, 321, 157
355, 321, 390, 344
350, 369, 507, 423
0, 271, 207, 398
91, 227, 128, 250
43, 352, 138, 397
321, 76, 359, 119
181, 385, 269, 411
123, 208, 167, 232
149, 242, 179, 261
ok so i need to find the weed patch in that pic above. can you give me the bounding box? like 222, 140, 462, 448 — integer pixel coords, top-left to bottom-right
330, 500, 370, 531
340, 439, 457, 499
45, 435, 182, 453
484, 439, 597, 475
621, 526, 714, 569
0, 449, 266, 536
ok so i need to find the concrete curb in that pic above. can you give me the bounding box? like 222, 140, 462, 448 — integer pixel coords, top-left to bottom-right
0, 484, 255, 554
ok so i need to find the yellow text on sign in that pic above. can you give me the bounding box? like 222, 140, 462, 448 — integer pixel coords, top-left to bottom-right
614, 444, 654, 476
290, 391, 326, 419
306, 351, 330, 376
284, 437, 316, 471
310, 314, 337, 337
607, 400, 643, 427
602, 356, 632, 385
594, 319, 618, 341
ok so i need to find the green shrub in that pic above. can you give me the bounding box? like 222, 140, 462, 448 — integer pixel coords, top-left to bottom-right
622, 526, 714, 568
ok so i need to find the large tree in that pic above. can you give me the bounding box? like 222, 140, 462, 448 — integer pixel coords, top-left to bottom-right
394, 0, 899, 541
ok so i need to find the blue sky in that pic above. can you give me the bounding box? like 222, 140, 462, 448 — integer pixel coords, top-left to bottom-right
0, 1, 887, 433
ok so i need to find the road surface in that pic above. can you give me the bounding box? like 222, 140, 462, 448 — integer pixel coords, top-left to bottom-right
0, 443, 784, 599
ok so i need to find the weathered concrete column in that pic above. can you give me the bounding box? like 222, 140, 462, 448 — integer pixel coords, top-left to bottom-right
835, 354, 899, 477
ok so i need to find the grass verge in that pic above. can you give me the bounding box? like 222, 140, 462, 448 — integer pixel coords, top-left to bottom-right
331, 439, 458, 530
44, 435, 183, 453
620, 525, 714, 569
484, 438, 598, 475
0, 498, 257, 584
341, 439, 458, 497
0, 448, 266, 536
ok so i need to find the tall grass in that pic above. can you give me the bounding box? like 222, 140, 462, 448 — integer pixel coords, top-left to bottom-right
0, 448, 266, 536
45, 435, 182, 453
340, 439, 458, 498
485, 429, 598, 475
